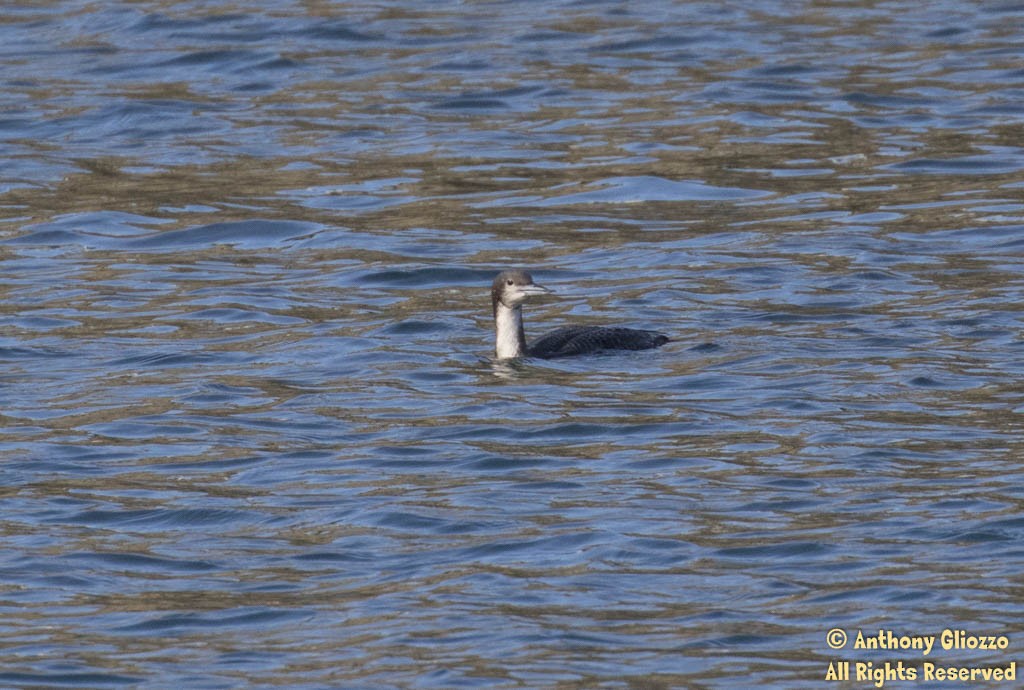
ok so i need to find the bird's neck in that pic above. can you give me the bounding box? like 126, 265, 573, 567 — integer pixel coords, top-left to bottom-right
494, 302, 527, 359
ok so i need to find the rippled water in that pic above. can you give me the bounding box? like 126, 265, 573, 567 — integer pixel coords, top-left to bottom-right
2, 1, 1024, 688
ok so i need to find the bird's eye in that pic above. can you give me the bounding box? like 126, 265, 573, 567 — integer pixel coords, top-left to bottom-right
506, 279, 514, 286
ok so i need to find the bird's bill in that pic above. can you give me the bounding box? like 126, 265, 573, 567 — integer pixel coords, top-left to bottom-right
519, 284, 551, 297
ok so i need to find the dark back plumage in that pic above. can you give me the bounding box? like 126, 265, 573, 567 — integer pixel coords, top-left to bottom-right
528, 325, 669, 359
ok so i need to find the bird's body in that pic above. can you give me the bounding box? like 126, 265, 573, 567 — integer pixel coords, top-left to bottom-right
527, 325, 669, 359
490, 270, 669, 359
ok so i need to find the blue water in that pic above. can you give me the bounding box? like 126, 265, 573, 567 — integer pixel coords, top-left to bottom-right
2, 1, 1024, 688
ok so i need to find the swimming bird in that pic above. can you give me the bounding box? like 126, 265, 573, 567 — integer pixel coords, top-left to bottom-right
491, 269, 669, 359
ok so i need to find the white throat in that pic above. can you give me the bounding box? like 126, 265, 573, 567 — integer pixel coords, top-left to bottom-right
494, 303, 526, 359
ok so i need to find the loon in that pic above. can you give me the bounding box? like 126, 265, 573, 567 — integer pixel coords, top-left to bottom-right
491, 269, 669, 359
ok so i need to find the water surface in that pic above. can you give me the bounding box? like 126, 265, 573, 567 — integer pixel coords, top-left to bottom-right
2, 1, 1024, 688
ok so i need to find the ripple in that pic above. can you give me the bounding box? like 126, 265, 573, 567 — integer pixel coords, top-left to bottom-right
56, 508, 256, 530
64, 552, 220, 573
526, 176, 772, 206
115, 608, 313, 634
886, 155, 1024, 175
124, 219, 320, 250
0, 671, 143, 687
